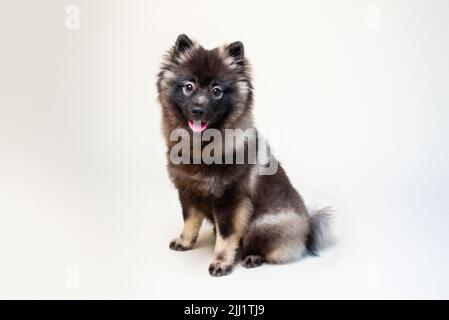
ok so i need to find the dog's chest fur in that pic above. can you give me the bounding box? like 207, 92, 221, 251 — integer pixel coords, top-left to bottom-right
167, 162, 252, 199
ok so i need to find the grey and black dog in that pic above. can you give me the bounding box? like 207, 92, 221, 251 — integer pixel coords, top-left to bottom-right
157, 35, 332, 276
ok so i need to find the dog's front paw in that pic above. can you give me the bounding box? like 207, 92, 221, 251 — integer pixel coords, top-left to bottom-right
169, 238, 193, 251
208, 261, 233, 277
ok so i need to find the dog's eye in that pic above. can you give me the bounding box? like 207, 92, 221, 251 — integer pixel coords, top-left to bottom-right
183, 82, 195, 96
212, 86, 223, 99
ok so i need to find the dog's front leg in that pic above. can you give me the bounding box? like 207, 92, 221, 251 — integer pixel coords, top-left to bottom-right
209, 197, 252, 277
169, 207, 204, 251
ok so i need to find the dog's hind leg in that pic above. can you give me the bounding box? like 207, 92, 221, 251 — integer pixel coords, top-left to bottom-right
241, 211, 310, 267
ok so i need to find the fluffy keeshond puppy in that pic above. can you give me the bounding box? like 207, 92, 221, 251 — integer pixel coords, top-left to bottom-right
157, 35, 331, 276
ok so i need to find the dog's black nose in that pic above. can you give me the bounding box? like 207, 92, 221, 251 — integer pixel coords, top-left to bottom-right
191, 106, 205, 118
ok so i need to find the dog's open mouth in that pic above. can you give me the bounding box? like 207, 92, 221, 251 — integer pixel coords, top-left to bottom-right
188, 120, 208, 133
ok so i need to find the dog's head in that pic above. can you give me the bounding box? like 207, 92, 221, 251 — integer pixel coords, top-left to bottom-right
157, 35, 253, 134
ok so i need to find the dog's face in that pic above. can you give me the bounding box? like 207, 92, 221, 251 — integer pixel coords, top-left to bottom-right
157, 35, 253, 133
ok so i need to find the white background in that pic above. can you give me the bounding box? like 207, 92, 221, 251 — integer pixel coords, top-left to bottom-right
0, 0, 448, 299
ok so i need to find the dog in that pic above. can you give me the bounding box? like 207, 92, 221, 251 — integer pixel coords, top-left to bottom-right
157, 34, 331, 276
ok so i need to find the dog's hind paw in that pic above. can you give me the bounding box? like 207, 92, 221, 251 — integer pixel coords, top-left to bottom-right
241, 255, 264, 268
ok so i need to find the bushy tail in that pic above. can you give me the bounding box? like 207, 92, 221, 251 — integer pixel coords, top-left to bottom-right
306, 207, 333, 255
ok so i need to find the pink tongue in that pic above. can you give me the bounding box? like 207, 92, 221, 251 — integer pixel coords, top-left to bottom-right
188, 120, 208, 132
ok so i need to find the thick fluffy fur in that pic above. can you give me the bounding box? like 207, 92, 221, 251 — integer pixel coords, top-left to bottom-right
157, 35, 331, 276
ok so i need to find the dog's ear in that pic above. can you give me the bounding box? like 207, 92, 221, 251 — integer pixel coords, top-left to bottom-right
226, 41, 244, 62
175, 34, 193, 54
